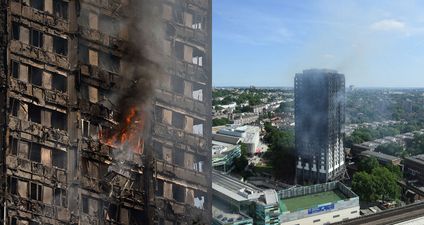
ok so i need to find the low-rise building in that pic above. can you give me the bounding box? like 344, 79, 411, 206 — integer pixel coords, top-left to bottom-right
212, 171, 360, 225
212, 171, 280, 225
360, 151, 402, 166
405, 155, 424, 183
217, 125, 261, 154
253, 104, 268, 115
231, 113, 259, 125
279, 182, 360, 225
212, 140, 242, 173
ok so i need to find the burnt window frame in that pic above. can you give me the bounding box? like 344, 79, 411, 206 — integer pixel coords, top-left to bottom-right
54, 187, 67, 207
29, 182, 42, 201
12, 22, 20, 40
53, 35, 68, 56
51, 110, 67, 131
29, 65, 43, 86
29, 142, 42, 163
27, 104, 42, 124
9, 98, 20, 117
30, 0, 44, 11
173, 148, 185, 167
172, 184, 185, 203
171, 76, 185, 95
171, 111, 185, 130
11, 60, 19, 78
8, 176, 18, 195
53, 0, 68, 19
30, 28, 43, 48
99, 14, 120, 37
99, 51, 120, 73
52, 149, 67, 169
78, 44, 89, 64
9, 137, 18, 155
52, 73, 67, 92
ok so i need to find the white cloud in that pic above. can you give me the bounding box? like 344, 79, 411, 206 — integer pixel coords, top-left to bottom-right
370, 19, 406, 31
323, 54, 335, 59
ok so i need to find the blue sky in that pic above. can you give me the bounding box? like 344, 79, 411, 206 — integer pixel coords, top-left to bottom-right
213, 0, 424, 87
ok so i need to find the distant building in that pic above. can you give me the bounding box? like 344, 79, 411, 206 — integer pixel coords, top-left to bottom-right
253, 104, 267, 115
217, 125, 261, 154
219, 102, 238, 111
212, 171, 360, 225
295, 69, 346, 184
360, 151, 402, 166
232, 113, 259, 125
404, 155, 424, 183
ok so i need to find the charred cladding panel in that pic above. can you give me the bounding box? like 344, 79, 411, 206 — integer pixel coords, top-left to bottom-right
1, 0, 211, 225
295, 69, 346, 184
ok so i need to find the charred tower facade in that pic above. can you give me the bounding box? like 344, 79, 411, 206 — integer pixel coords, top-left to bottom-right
0, 0, 212, 225
151, 0, 212, 224
295, 69, 345, 184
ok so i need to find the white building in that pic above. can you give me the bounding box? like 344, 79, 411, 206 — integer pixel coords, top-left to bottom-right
216, 125, 261, 154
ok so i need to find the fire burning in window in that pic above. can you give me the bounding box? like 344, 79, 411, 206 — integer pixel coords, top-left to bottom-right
102, 106, 145, 155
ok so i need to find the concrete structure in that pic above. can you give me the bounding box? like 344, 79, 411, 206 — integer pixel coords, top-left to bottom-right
404, 155, 424, 184
217, 125, 261, 154
212, 171, 359, 225
295, 69, 346, 183
0, 0, 212, 224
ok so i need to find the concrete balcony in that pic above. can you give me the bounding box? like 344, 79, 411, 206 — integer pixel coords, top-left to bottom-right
10, 40, 70, 70
10, 2, 69, 33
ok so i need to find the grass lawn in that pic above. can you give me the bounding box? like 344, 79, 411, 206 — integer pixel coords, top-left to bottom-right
280, 190, 346, 212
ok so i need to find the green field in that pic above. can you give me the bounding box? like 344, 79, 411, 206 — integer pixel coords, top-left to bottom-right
280, 190, 345, 212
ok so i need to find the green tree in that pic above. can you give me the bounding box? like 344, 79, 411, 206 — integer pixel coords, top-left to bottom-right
385, 164, 403, 179
352, 158, 401, 203
408, 134, 424, 155
372, 167, 401, 201
352, 172, 377, 202
212, 118, 230, 126
233, 143, 249, 177
375, 143, 404, 157
263, 123, 295, 181
357, 157, 379, 173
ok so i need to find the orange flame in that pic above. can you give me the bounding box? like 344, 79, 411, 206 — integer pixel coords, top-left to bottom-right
103, 106, 144, 154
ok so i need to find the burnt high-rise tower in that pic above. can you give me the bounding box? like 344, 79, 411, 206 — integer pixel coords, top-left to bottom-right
295, 69, 345, 184
0, 0, 212, 225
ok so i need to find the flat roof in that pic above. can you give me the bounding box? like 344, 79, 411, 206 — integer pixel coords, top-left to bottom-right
406, 154, 424, 165
212, 170, 263, 202
280, 190, 346, 212
212, 133, 241, 145
361, 150, 401, 162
